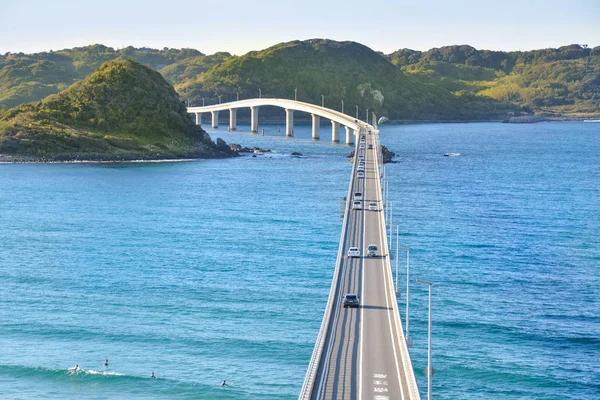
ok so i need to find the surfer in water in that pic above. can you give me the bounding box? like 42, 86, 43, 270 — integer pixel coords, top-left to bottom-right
150, 372, 156, 379
104, 359, 109, 367
70, 365, 80, 374
221, 380, 228, 387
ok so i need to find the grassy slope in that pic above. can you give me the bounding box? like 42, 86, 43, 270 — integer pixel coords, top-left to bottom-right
0, 59, 222, 159
388, 44, 600, 116
175, 39, 517, 120
0, 45, 202, 109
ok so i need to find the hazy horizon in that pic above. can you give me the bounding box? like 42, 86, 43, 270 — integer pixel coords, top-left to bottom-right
2, 38, 599, 58
2, 0, 598, 56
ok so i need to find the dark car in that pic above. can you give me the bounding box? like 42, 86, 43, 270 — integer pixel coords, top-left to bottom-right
368, 144, 373, 149
343, 293, 360, 308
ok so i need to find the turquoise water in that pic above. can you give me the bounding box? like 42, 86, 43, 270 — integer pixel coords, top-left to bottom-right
1, 122, 598, 399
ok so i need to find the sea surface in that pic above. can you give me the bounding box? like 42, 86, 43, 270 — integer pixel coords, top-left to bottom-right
0, 122, 598, 399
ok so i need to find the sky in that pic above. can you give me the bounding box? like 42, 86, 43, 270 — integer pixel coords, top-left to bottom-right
1, 0, 599, 55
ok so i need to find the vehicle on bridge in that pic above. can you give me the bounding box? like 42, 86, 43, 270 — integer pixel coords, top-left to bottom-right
368, 201, 378, 211
367, 244, 378, 257
343, 293, 360, 308
368, 144, 373, 149
357, 171, 365, 178
354, 192, 363, 201
347, 247, 360, 258
352, 200, 362, 210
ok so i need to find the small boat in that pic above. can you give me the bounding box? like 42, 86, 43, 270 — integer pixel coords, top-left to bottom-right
444, 153, 460, 157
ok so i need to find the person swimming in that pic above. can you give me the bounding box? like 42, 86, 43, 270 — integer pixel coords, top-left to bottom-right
150, 372, 155, 379
70, 365, 80, 374
104, 359, 109, 366
221, 380, 228, 387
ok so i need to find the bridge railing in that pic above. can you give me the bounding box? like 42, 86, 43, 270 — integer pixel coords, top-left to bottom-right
373, 133, 421, 399
298, 129, 360, 399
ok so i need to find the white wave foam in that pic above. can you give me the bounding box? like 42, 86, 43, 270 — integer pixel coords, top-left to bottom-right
84, 369, 125, 376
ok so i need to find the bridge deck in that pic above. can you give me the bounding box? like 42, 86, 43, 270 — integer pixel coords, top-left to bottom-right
307, 132, 419, 400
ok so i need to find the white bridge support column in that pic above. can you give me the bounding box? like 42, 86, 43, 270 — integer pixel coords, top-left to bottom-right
285, 109, 294, 136
229, 109, 237, 131
195, 112, 202, 126
331, 121, 340, 142
211, 111, 219, 129
251, 106, 259, 133
312, 114, 320, 140
345, 126, 355, 145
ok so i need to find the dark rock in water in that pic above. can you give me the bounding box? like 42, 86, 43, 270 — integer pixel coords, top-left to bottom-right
291, 152, 303, 156
229, 143, 244, 152
229, 143, 271, 154
216, 138, 237, 156
348, 147, 395, 163
381, 146, 396, 163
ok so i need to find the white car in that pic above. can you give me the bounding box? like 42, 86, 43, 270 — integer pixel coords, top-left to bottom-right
347, 247, 361, 258
357, 165, 365, 172
357, 170, 365, 178
368, 201, 378, 211
352, 200, 362, 210
354, 192, 363, 201
358, 155, 364, 162
367, 244, 378, 257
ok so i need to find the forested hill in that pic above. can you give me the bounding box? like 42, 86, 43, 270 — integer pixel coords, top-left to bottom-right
0, 60, 232, 161
171, 39, 519, 120
388, 44, 600, 117
2, 41, 599, 119
0, 45, 201, 109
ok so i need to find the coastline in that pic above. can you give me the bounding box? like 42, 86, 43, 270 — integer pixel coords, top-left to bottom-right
0, 152, 224, 164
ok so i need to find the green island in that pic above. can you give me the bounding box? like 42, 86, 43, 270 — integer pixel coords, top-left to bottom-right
0, 59, 234, 161
1, 39, 598, 160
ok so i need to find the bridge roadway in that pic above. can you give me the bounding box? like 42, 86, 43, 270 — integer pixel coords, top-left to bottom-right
301, 132, 420, 400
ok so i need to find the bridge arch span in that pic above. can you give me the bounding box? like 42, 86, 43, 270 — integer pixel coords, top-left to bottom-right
187, 98, 377, 144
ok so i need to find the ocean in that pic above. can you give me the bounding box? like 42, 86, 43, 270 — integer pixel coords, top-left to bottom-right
0, 122, 598, 399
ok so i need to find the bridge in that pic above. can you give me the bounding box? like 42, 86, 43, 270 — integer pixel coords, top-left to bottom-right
187, 98, 378, 145
187, 100, 420, 399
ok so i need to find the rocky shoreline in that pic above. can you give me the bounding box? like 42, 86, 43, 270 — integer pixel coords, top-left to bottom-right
0, 141, 281, 164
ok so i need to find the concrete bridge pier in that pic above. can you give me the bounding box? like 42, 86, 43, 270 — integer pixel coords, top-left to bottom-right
195, 112, 202, 126
229, 109, 237, 131
331, 121, 340, 142
285, 109, 294, 137
251, 106, 259, 133
211, 111, 219, 129
312, 114, 320, 140
345, 126, 355, 145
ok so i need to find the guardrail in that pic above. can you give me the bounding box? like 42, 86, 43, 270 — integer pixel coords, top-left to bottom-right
298, 129, 361, 399
373, 133, 421, 399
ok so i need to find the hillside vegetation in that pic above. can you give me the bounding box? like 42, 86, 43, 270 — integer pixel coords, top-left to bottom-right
0, 60, 229, 160
0, 45, 201, 109
173, 39, 518, 120
388, 44, 600, 117
2, 41, 598, 119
